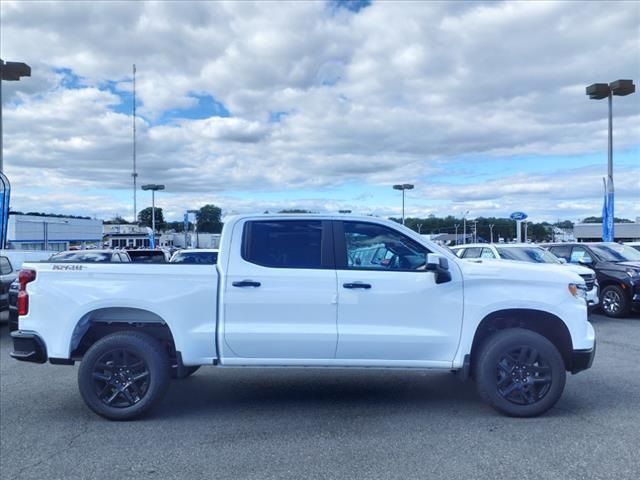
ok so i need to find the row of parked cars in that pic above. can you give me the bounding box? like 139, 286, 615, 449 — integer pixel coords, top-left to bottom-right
450, 242, 640, 318
49, 248, 219, 264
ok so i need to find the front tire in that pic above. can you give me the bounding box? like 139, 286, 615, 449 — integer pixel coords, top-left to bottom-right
600, 285, 630, 318
475, 328, 566, 417
78, 332, 170, 420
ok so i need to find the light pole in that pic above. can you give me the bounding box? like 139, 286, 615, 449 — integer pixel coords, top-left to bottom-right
392, 184, 414, 225
473, 220, 478, 243
187, 209, 199, 248
416, 223, 423, 234
141, 184, 165, 247
586, 79, 635, 241
454, 224, 460, 245
0, 59, 31, 173
489, 224, 495, 243
462, 210, 470, 244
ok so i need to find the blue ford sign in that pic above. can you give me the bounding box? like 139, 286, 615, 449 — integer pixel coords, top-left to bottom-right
510, 211, 528, 221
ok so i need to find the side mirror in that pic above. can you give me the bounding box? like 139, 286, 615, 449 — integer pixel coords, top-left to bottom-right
558, 258, 567, 264
426, 253, 452, 284
578, 257, 593, 266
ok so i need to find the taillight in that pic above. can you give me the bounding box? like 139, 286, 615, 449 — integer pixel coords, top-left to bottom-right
17, 269, 36, 316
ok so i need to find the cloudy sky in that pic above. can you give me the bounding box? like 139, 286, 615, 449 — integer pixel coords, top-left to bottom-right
1, 0, 639, 223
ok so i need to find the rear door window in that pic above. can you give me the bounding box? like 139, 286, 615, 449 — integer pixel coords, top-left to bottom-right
480, 248, 495, 259
242, 220, 325, 269
462, 247, 482, 258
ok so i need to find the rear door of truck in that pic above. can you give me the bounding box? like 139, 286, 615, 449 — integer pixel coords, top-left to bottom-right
221, 218, 338, 361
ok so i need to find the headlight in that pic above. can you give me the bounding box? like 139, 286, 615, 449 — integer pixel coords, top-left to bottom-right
626, 269, 640, 279
568, 283, 587, 300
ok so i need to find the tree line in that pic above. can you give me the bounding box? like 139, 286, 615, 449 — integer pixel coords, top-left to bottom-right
105, 204, 223, 233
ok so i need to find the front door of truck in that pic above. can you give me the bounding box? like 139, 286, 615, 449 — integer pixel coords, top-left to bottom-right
222, 219, 338, 360
334, 221, 463, 365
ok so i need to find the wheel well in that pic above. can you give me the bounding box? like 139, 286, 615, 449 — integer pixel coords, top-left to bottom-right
470, 309, 573, 373
70, 308, 176, 360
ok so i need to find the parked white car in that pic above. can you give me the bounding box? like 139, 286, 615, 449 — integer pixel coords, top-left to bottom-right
451, 243, 599, 308
11, 215, 595, 420
626, 242, 640, 252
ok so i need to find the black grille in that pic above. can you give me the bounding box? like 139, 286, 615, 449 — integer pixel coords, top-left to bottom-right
579, 274, 596, 290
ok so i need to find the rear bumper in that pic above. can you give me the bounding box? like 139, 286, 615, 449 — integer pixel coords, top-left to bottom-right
10, 331, 47, 364
571, 341, 596, 374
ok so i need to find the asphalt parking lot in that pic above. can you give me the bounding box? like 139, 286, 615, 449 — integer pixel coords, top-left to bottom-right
1, 312, 639, 480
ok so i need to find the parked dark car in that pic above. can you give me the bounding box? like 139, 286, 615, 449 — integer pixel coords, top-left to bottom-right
545, 242, 640, 317
126, 249, 169, 263
0, 255, 17, 312
49, 250, 131, 263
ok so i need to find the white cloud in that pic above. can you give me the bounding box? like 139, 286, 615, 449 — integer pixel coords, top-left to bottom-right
0, 0, 638, 222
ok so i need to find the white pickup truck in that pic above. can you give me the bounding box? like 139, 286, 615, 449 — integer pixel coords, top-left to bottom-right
10, 214, 595, 420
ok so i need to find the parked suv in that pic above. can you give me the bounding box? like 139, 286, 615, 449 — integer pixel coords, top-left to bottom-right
451, 243, 599, 309
545, 242, 640, 317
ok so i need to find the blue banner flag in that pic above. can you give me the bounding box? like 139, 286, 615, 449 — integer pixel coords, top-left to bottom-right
602, 177, 614, 242
0, 173, 11, 249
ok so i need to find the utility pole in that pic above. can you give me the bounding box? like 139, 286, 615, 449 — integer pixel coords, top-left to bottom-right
462, 210, 469, 244
489, 224, 495, 243
132, 64, 138, 223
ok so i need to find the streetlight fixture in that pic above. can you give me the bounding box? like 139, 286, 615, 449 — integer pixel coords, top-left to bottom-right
141, 184, 165, 247
392, 184, 414, 225
586, 79, 635, 241
0, 59, 31, 172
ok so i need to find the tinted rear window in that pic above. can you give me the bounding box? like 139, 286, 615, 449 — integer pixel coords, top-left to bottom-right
127, 251, 167, 263
171, 252, 218, 264
242, 220, 323, 268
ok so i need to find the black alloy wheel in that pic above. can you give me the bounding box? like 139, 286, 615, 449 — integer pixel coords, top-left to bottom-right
475, 328, 566, 417
92, 349, 150, 408
496, 346, 552, 405
78, 332, 170, 420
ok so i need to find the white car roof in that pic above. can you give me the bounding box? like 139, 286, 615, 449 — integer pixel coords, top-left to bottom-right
175, 249, 219, 253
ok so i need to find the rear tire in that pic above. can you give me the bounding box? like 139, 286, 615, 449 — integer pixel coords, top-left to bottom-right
475, 328, 566, 417
600, 285, 630, 318
78, 332, 170, 420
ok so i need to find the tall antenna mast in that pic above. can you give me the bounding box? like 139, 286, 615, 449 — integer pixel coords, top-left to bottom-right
132, 64, 138, 223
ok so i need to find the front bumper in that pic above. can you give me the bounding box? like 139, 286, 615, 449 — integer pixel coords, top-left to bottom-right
571, 341, 596, 374
10, 331, 48, 364
586, 285, 599, 307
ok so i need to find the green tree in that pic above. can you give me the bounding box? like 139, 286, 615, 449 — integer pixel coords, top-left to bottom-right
197, 204, 223, 233
104, 215, 130, 225
138, 207, 166, 230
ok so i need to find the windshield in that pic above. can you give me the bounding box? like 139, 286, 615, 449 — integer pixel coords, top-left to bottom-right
496, 246, 561, 264
171, 251, 218, 264
49, 252, 111, 262
127, 251, 167, 263
590, 244, 640, 262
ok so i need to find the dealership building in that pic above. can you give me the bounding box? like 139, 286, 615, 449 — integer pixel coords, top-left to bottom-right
574, 218, 640, 243
6, 214, 103, 251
